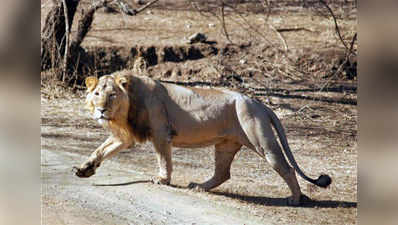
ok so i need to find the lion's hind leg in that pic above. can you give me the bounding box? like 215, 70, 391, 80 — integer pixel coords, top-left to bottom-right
236, 99, 303, 205
244, 128, 303, 205
188, 141, 241, 191
264, 140, 303, 205
245, 132, 303, 205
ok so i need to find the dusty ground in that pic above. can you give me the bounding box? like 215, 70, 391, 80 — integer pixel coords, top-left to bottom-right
41, 92, 357, 224
41, 0, 357, 224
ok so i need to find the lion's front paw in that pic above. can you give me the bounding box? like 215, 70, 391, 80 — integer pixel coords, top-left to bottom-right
187, 182, 208, 192
151, 176, 170, 185
73, 161, 97, 178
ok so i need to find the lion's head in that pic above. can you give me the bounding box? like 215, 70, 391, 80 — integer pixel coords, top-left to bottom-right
85, 74, 130, 126
84, 72, 153, 144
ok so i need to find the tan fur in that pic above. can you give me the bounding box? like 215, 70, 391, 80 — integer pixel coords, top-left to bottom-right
75, 70, 331, 205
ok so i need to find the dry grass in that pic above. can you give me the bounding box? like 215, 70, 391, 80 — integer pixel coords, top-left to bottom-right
41, 1, 356, 48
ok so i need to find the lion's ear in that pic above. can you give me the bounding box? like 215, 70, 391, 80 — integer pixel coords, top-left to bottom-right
115, 75, 129, 90
85, 76, 98, 92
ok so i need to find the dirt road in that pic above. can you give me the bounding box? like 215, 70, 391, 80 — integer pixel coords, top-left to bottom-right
42, 148, 268, 225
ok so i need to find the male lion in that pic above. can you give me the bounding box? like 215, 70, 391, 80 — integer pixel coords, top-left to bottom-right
74, 70, 331, 205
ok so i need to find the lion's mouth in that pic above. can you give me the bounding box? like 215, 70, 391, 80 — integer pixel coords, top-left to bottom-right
97, 117, 110, 126
98, 115, 111, 124
99, 115, 110, 120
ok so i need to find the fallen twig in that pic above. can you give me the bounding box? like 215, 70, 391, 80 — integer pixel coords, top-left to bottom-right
276, 27, 313, 32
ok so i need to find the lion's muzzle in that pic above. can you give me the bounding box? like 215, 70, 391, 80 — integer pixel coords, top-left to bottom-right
93, 107, 108, 119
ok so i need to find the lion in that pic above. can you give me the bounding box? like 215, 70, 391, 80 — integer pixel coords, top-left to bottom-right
74, 70, 331, 205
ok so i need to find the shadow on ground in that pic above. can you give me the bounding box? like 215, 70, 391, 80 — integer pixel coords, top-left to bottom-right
92, 180, 152, 186
210, 191, 357, 208
94, 180, 357, 208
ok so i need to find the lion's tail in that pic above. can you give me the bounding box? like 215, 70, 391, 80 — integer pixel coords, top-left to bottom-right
266, 108, 332, 188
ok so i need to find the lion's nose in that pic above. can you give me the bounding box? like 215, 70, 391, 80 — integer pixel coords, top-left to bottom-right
98, 108, 106, 114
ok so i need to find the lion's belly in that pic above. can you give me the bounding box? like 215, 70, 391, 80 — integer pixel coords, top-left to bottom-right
170, 111, 239, 148
171, 137, 226, 148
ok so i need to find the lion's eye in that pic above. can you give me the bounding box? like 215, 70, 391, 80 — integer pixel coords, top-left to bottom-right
94, 92, 99, 96
109, 93, 116, 98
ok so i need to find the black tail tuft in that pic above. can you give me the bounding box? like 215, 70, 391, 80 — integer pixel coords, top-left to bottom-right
315, 174, 332, 188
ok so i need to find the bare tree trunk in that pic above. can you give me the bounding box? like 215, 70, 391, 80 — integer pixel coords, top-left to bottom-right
70, 0, 107, 51
41, 0, 79, 72
41, 0, 159, 84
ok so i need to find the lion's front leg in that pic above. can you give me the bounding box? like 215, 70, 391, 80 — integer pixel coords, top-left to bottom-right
146, 102, 174, 185
74, 136, 126, 178
152, 136, 173, 185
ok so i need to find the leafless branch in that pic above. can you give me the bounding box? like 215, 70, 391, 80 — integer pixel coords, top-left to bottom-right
220, 1, 232, 43
348, 32, 357, 55
113, 0, 159, 16
224, 3, 273, 46
72, 0, 159, 46
319, 0, 356, 56
319, 33, 357, 91
261, 0, 271, 23
61, 0, 70, 82
114, 0, 135, 15
191, 1, 233, 43
190, 2, 211, 18
134, 0, 159, 14
268, 24, 288, 52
